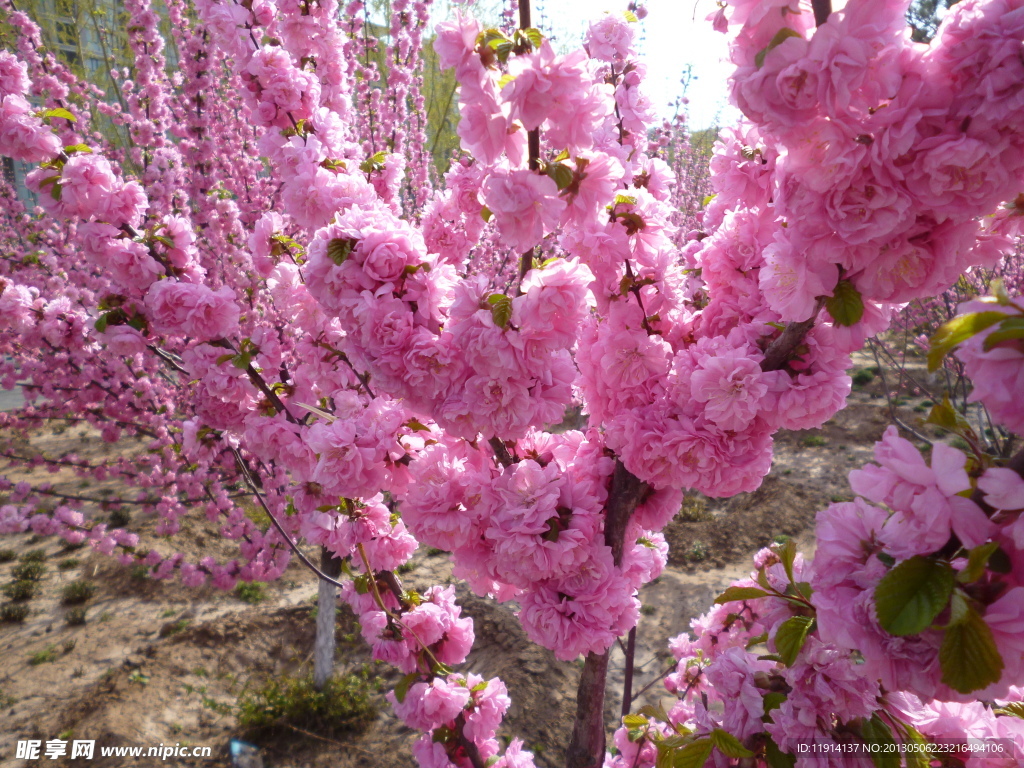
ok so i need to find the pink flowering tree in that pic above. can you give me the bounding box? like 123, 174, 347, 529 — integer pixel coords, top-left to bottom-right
2, 0, 1024, 766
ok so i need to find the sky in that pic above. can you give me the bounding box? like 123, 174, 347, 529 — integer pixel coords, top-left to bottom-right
535, 0, 741, 130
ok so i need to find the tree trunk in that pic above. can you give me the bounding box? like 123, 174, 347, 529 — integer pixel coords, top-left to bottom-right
313, 546, 343, 690
565, 461, 649, 768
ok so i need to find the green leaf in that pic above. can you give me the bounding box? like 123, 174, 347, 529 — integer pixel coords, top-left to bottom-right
94, 313, 111, 333
672, 737, 713, 768
487, 293, 513, 328
326, 237, 356, 266
623, 714, 649, 728
547, 162, 574, 191
928, 311, 1007, 371
623, 9, 639, 22
774, 615, 814, 666
710, 729, 753, 759
655, 745, 674, 768
637, 704, 670, 723
63, 143, 92, 154
939, 602, 1004, 694
614, 193, 638, 206
498, 73, 516, 89
874, 556, 955, 636
524, 27, 543, 48
42, 107, 76, 122
701, 193, 717, 208
231, 352, 252, 371
714, 586, 770, 604
762, 691, 786, 715
481, 206, 493, 223
826, 280, 865, 327
393, 672, 419, 703
404, 419, 431, 432
901, 725, 936, 768
215, 353, 236, 366
764, 737, 796, 768
957, 542, 1000, 584
982, 317, 1024, 350
995, 702, 1024, 719
745, 631, 769, 649
754, 27, 802, 68
776, 537, 798, 584
861, 714, 900, 768
925, 397, 977, 441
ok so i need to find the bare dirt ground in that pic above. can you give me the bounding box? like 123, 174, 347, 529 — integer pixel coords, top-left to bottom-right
0, 358, 951, 768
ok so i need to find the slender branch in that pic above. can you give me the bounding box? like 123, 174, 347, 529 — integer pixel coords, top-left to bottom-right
621, 626, 636, 718
230, 447, 346, 589
761, 299, 823, 372
811, 0, 832, 26
488, 436, 515, 468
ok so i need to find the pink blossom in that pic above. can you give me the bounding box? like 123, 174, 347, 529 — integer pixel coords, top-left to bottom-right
481, 169, 565, 253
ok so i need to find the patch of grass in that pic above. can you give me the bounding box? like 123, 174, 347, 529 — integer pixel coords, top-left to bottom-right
57, 558, 81, 571
851, 368, 877, 386
62, 638, 76, 654
11, 561, 45, 581
193, 666, 208, 677
130, 565, 150, 582
99, 611, 114, 623
236, 669, 381, 737
1, 603, 30, 622
640, 604, 657, 616
65, 607, 88, 626
60, 580, 96, 605
19, 549, 47, 563
235, 582, 268, 605
241, 501, 272, 534
801, 434, 828, 448
687, 541, 709, 562
950, 436, 971, 451
0, 549, 16, 563
29, 645, 59, 666
160, 608, 178, 618
161, 619, 191, 637
108, 508, 132, 528
678, 494, 711, 523
3, 580, 37, 601
128, 670, 150, 686
0, 687, 15, 707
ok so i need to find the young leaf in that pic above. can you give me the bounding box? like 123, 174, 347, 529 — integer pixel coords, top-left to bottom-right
928, 311, 1007, 371
42, 107, 76, 122
394, 671, 420, 703
623, 714, 648, 728
861, 714, 900, 768
754, 28, 802, 68
487, 293, 513, 328
764, 736, 796, 768
672, 737, 713, 768
714, 586, 770, 604
326, 237, 356, 266
774, 615, 814, 666
957, 542, 1000, 584
939, 603, 1004, 694
637, 704, 670, 723
776, 537, 798, 584
710, 729, 753, 759
874, 556, 955, 636
982, 317, 1024, 350
825, 280, 865, 327
524, 27, 543, 48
